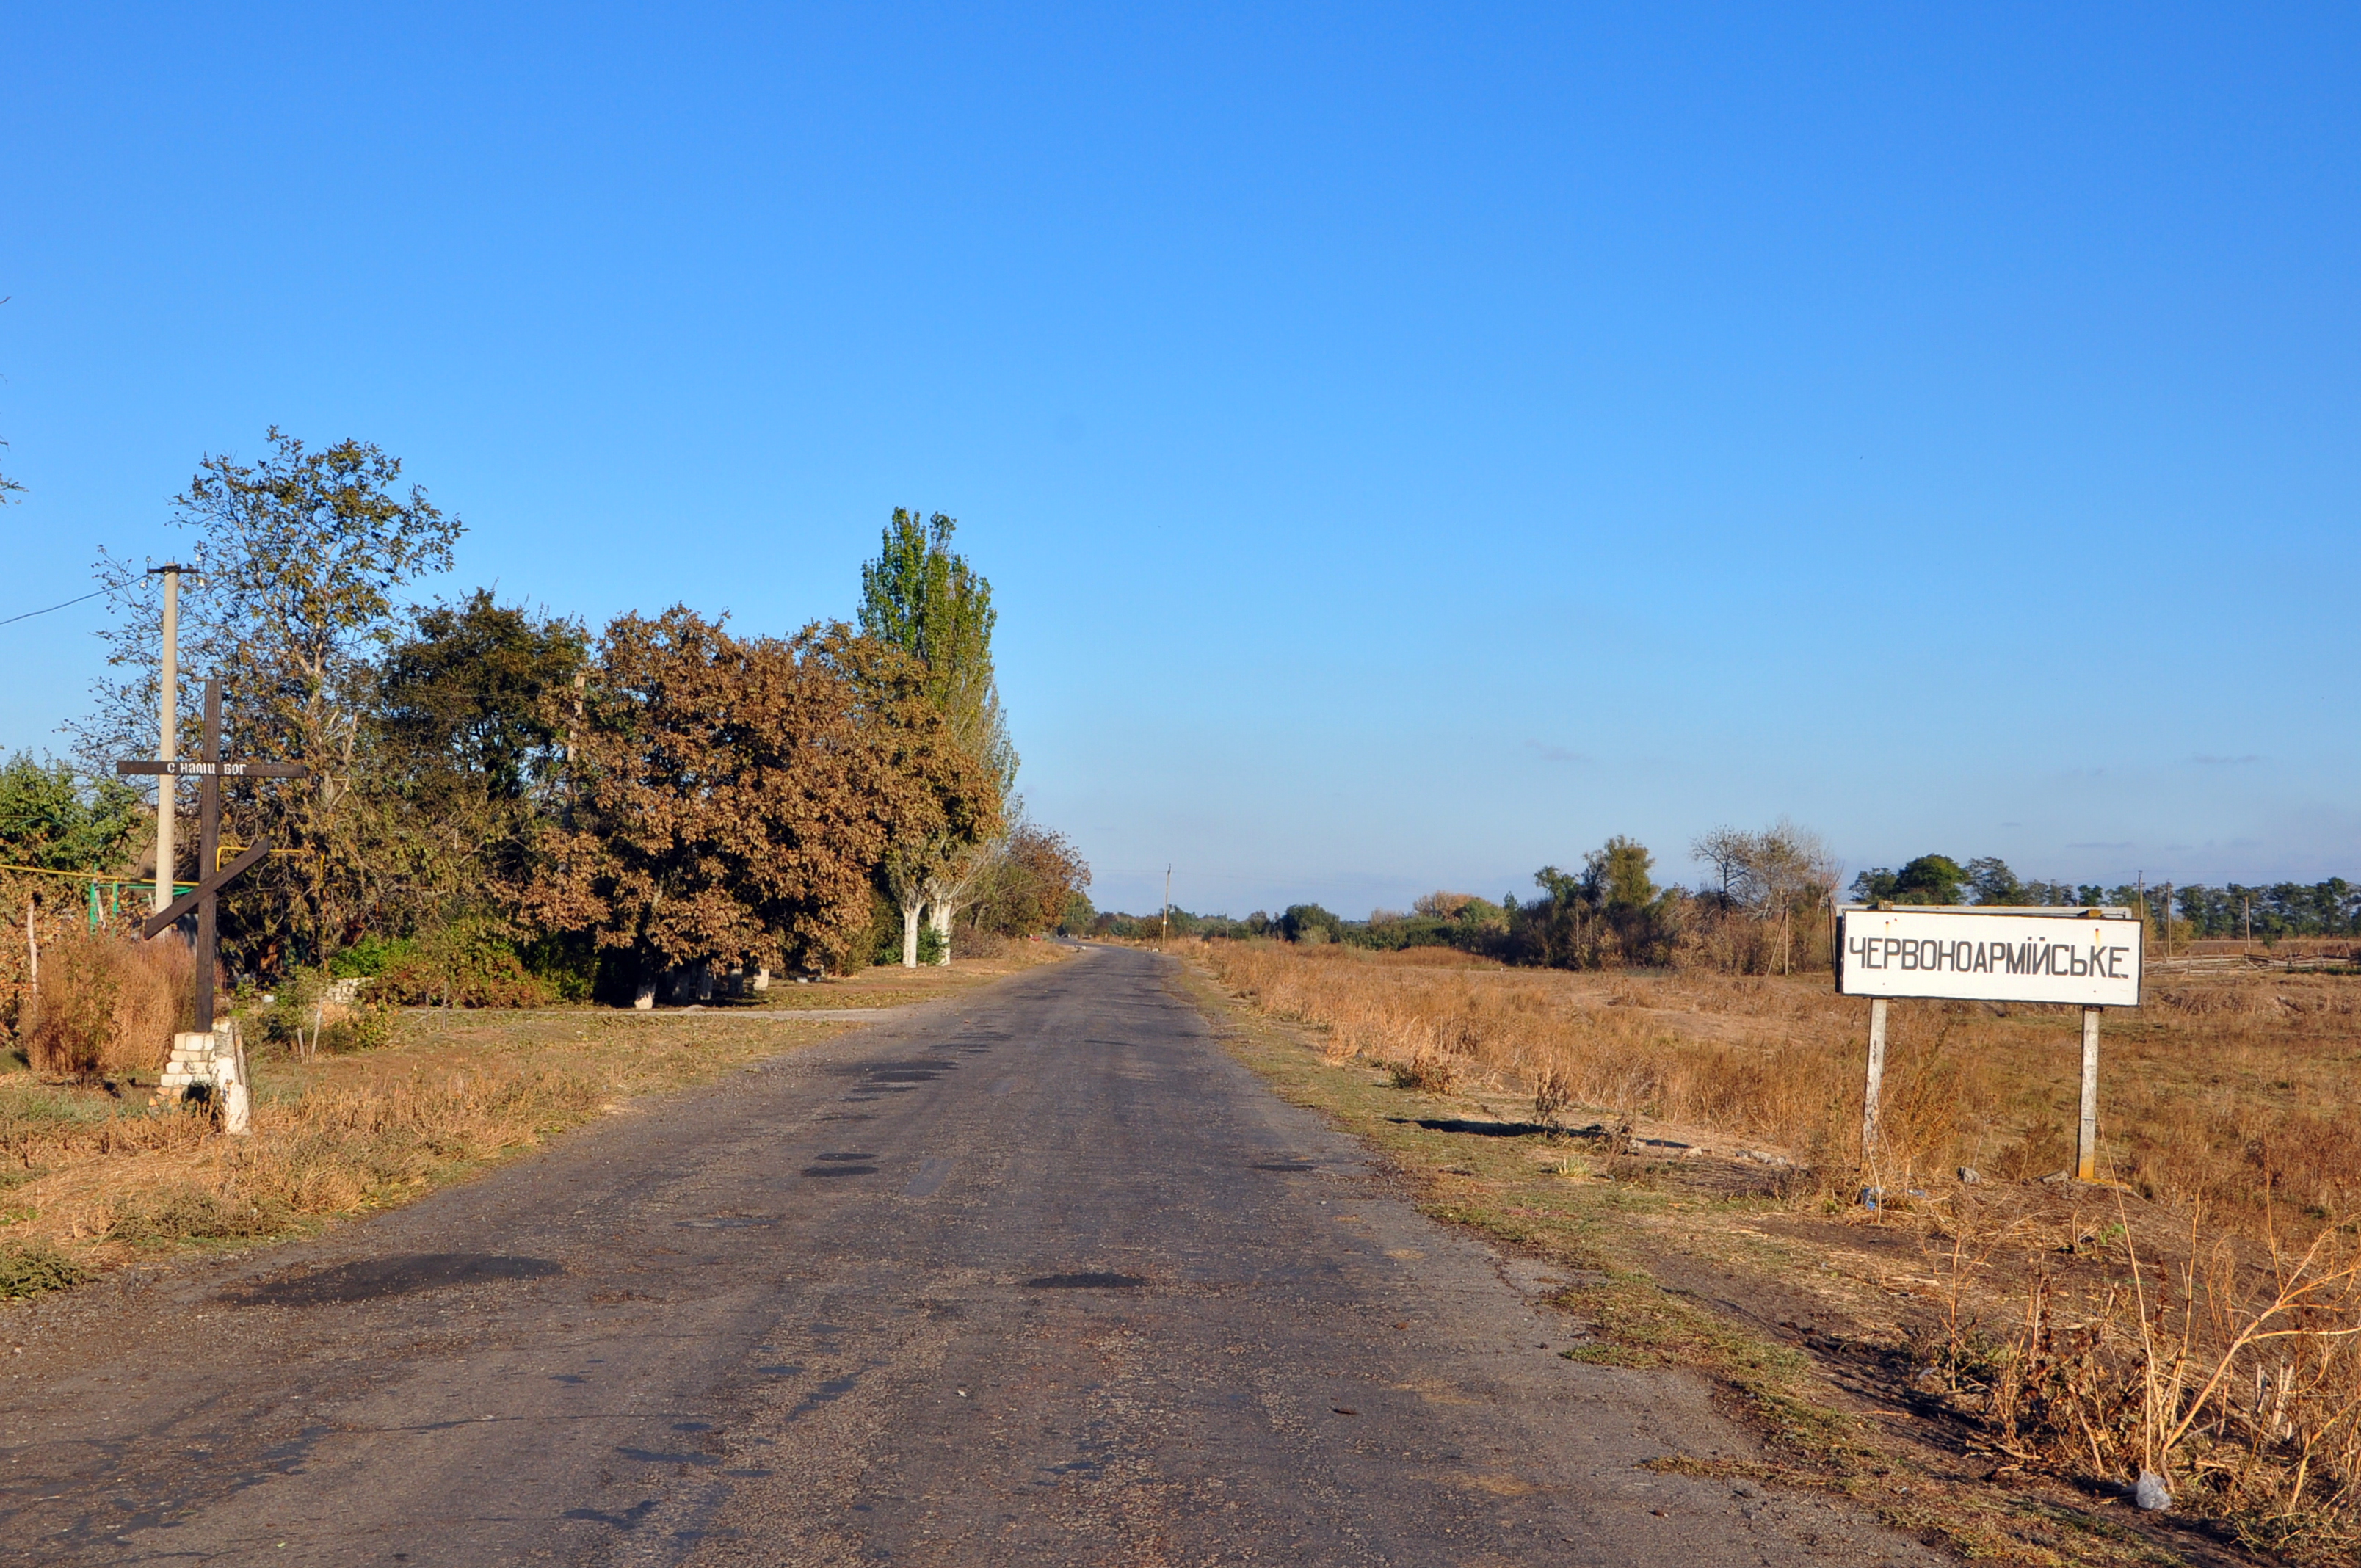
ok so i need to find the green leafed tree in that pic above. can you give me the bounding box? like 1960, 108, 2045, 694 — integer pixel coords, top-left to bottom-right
1851, 854, 1966, 906
371, 590, 588, 918
857, 509, 1018, 961
79, 428, 463, 970
858, 509, 1016, 798
0, 753, 145, 872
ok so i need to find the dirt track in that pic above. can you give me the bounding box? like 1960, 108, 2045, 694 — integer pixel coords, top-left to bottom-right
0, 945, 1937, 1566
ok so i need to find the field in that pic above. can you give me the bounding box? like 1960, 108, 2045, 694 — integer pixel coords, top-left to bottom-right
1184, 938, 2361, 1565
0, 946, 1067, 1294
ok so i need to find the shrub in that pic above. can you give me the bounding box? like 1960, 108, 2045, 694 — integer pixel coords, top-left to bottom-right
1279, 904, 1346, 944
0, 1240, 89, 1299
327, 933, 413, 979
369, 917, 553, 1007
23, 932, 192, 1081
263, 968, 400, 1058
106, 1186, 289, 1246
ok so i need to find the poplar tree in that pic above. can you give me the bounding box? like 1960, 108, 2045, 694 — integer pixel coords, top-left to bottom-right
857, 509, 1016, 961
857, 509, 1016, 797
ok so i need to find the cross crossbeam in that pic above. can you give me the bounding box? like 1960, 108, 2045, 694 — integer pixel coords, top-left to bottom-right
117, 760, 308, 779
140, 841, 273, 939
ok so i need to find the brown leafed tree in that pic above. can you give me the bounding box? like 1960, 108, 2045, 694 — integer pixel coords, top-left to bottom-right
966, 818, 1092, 938
527, 609, 993, 995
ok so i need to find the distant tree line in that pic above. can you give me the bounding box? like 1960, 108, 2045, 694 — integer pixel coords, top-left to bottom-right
1099, 830, 2357, 972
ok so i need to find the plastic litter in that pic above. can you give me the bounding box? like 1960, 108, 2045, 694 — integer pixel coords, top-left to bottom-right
2134, 1470, 2172, 1511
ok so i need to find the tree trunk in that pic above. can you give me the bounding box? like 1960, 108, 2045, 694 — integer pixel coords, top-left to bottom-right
929, 900, 953, 965
902, 899, 923, 968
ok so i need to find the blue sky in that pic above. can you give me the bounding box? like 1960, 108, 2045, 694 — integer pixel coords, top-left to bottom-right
3, 4, 2355, 918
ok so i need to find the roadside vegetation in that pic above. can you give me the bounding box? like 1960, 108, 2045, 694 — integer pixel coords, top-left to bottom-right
0, 430, 1088, 1294
0, 944, 1064, 1293
1183, 939, 2361, 1565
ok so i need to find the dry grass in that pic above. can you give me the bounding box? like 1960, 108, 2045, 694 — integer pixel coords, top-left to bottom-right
1198, 938, 2361, 1238
1189, 937, 2361, 1561
23, 932, 193, 1080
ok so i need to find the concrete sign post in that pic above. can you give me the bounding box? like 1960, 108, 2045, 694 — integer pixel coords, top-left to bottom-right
1838, 906, 2142, 1185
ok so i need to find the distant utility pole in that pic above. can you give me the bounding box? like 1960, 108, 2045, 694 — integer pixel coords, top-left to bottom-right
148, 565, 190, 916
1161, 865, 1172, 948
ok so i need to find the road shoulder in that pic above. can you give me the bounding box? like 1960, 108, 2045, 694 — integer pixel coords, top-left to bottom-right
1166, 954, 2252, 1568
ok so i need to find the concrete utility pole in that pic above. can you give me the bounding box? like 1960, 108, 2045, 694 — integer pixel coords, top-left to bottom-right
1161, 865, 1172, 948
149, 565, 189, 916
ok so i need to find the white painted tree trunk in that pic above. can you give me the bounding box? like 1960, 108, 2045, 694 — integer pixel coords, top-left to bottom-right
929, 900, 954, 965
633, 975, 657, 1010
901, 901, 923, 968
218, 1020, 252, 1136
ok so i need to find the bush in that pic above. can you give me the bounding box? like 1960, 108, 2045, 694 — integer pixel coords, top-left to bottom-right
0, 1240, 89, 1298
263, 967, 399, 1058
515, 932, 598, 1002
369, 917, 553, 1007
23, 932, 193, 1081
1279, 904, 1346, 945
106, 1186, 289, 1247
327, 934, 412, 979
951, 926, 1007, 960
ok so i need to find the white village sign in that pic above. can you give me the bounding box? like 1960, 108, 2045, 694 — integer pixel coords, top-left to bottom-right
1837, 906, 2144, 1186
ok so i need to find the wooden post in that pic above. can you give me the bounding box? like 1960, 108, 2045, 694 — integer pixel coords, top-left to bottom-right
152, 565, 182, 918
1862, 998, 1889, 1168
195, 679, 222, 1034
2076, 1005, 2102, 1182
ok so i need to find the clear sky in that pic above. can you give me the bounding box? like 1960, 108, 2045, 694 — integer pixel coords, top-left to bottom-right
3, 4, 2355, 918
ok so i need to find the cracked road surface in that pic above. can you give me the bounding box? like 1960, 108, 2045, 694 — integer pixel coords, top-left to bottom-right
2, 946, 1937, 1566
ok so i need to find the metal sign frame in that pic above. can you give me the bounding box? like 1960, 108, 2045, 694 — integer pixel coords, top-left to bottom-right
1835, 904, 2144, 1187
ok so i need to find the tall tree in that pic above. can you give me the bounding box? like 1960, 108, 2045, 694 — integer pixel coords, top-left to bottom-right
372, 591, 587, 918
81, 428, 463, 968
857, 509, 1017, 958
857, 509, 1017, 796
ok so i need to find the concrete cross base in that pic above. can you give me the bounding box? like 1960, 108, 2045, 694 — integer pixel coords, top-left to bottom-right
150, 1020, 253, 1133
152, 1031, 220, 1107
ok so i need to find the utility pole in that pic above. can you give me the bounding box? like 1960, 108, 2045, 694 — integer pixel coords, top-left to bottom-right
148, 565, 189, 917
1161, 864, 1172, 948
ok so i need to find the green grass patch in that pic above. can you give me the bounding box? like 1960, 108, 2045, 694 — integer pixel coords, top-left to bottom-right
0, 1239, 91, 1298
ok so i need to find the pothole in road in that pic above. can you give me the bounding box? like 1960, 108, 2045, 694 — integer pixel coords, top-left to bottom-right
801, 1164, 880, 1177
226, 1252, 565, 1307
1023, 1271, 1147, 1290
1252, 1160, 1321, 1172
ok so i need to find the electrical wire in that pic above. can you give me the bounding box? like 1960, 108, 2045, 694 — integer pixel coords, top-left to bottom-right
0, 587, 106, 627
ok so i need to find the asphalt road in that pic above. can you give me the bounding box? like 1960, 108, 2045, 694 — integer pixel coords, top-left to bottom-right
2, 946, 1936, 1567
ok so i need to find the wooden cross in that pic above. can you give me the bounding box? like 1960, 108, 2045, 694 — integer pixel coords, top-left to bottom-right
116, 678, 308, 1031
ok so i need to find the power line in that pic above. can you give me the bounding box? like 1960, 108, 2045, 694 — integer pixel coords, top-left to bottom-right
0, 587, 106, 628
